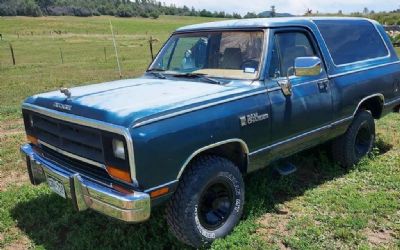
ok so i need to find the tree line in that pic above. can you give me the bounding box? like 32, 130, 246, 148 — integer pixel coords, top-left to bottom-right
0, 0, 242, 19
1, 0, 400, 25
308, 7, 400, 25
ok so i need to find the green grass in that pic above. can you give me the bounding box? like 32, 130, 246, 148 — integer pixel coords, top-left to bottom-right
1, 16, 400, 249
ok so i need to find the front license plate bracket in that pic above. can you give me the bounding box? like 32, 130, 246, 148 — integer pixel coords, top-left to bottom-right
47, 176, 66, 199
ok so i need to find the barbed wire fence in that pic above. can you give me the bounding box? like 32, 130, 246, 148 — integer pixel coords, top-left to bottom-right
0, 30, 161, 80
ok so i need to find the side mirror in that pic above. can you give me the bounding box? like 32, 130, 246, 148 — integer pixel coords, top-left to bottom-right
294, 57, 322, 77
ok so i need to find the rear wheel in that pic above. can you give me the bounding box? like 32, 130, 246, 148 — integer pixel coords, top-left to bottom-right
165, 155, 244, 248
332, 110, 375, 168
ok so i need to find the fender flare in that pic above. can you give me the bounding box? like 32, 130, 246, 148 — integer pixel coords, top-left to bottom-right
176, 138, 249, 180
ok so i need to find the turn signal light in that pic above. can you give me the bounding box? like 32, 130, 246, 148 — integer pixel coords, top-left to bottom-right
106, 165, 132, 183
150, 187, 169, 198
27, 135, 38, 145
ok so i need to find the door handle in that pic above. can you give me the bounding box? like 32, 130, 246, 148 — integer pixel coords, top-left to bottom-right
317, 79, 329, 91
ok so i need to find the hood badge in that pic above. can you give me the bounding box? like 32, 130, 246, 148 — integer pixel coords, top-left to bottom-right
53, 102, 72, 111
60, 87, 71, 99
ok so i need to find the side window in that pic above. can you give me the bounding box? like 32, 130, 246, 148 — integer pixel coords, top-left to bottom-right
269, 32, 317, 78
315, 20, 389, 65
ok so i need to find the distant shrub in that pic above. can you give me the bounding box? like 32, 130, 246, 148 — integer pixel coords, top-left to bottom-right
199, 9, 213, 17
92, 9, 101, 16
244, 12, 258, 18
0, 3, 17, 16
394, 34, 400, 43
116, 5, 133, 17
47, 6, 71, 16
140, 11, 149, 18
24, 0, 42, 17
232, 13, 242, 19
73, 7, 92, 17
150, 10, 160, 19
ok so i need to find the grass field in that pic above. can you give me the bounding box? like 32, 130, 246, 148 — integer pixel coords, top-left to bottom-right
1, 16, 400, 249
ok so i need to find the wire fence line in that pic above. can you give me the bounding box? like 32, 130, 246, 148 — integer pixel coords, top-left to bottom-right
0, 32, 164, 78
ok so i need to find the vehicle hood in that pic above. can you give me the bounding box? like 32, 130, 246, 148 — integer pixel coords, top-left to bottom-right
24, 77, 258, 127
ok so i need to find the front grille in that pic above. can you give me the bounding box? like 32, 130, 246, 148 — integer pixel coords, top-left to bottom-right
41, 145, 112, 183
23, 109, 132, 184
28, 112, 105, 164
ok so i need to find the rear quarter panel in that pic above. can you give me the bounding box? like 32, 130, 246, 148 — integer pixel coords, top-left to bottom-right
330, 63, 400, 120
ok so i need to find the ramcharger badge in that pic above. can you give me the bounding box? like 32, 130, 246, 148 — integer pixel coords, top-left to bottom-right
240, 112, 269, 127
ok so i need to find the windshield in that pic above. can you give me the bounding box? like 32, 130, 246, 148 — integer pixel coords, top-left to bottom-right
149, 31, 265, 80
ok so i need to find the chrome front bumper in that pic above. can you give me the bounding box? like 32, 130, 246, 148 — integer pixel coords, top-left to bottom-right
20, 144, 150, 223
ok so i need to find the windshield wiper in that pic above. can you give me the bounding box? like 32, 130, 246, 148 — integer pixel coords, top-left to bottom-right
172, 73, 222, 85
147, 68, 167, 79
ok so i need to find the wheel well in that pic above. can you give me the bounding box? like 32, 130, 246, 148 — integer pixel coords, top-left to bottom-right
189, 142, 248, 175
357, 96, 384, 119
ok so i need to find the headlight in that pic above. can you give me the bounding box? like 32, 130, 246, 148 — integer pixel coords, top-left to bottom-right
112, 139, 126, 160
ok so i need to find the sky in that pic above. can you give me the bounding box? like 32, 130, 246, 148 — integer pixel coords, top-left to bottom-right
162, 0, 400, 15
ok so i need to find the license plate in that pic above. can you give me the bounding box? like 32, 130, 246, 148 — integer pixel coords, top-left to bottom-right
47, 176, 66, 199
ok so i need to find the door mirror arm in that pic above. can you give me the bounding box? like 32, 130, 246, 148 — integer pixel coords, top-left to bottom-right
278, 67, 294, 97
278, 78, 292, 96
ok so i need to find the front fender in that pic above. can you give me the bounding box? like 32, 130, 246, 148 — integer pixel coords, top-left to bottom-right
131, 92, 269, 190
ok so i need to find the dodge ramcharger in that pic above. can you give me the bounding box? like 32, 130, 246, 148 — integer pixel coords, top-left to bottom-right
20, 17, 400, 247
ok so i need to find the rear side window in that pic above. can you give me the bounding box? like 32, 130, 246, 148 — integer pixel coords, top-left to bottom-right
315, 20, 388, 65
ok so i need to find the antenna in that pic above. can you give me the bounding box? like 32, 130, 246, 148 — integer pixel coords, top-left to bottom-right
109, 20, 122, 79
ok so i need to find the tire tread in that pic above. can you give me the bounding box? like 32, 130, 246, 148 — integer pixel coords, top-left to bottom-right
165, 155, 243, 247
332, 110, 375, 168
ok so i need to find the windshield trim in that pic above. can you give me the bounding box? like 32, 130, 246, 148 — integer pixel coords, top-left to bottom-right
147, 28, 268, 82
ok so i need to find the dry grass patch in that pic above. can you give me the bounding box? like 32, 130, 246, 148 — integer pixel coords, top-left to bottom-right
0, 119, 24, 137
365, 228, 394, 246
0, 170, 29, 192
1, 227, 32, 250
257, 211, 292, 249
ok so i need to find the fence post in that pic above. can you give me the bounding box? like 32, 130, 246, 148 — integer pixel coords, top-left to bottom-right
149, 36, 154, 61
109, 20, 122, 79
59, 48, 64, 64
104, 47, 107, 62
9, 43, 16, 65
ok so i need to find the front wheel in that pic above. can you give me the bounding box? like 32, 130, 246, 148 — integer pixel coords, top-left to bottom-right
165, 155, 244, 248
332, 110, 375, 168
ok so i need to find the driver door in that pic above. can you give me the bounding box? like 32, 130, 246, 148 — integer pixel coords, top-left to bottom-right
265, 28, 333, 155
